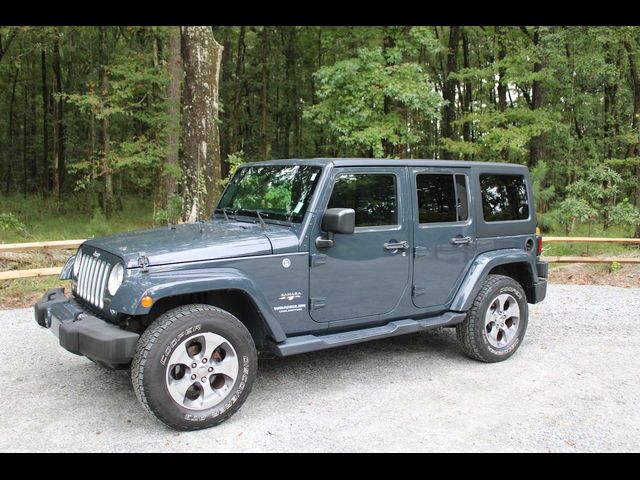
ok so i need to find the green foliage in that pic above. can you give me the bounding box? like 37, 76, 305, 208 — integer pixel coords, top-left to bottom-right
608, 261, 622, 273
608, 200, 640, 227
153, 194, 183, 226
555, 197, 598, 235
0, 213, 28, 237
219, 151, 246, 189
530, 161, 556, 232
304, 46, 442, 157
0, 25, 639, 240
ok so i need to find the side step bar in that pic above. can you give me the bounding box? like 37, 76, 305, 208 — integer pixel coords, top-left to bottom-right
269, 311, 467, 357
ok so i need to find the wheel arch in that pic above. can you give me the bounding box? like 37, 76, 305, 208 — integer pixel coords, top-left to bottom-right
450, 249, 537, 311
118, 269, 287, 345
142, 289, 277, 350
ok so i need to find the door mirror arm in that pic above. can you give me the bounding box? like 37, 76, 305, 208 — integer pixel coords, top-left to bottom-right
315, 208, 355, 249
315, 231, 335, 249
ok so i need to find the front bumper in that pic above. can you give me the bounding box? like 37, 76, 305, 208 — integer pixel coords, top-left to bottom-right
34, 288, 139, 367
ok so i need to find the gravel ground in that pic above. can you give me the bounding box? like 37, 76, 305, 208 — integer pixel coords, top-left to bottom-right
0, 283, 639, 452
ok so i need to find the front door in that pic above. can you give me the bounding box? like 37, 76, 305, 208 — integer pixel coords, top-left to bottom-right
309, 167, 411, 323
411, 168, 477, 309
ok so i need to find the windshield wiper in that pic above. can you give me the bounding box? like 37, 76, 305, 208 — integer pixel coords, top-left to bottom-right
215, 207, 235, 222
235, 208, 267, 230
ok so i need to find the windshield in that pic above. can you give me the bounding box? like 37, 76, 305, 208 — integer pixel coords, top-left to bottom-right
216, 164, 322, 223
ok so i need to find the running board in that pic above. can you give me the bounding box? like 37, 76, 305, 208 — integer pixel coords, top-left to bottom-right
269, 311, 466, 357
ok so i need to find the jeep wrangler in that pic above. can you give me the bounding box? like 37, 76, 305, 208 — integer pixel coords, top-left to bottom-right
35, 158, 547, 430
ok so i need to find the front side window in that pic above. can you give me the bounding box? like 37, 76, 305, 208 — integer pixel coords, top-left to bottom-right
417, 173, 469, 223
217, 164, 321, 223
328, 174, 397, 227
480, 174, 529, 222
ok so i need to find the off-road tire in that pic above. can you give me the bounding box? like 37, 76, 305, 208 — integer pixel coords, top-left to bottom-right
131, 304, 257, 431
456, 274, 528, 363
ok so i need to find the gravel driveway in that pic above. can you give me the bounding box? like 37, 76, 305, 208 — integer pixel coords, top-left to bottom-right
0, 283, 638, 452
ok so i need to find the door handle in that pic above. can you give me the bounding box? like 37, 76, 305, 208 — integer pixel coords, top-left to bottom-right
451, 236, 472, 246
384, 240, 409, 251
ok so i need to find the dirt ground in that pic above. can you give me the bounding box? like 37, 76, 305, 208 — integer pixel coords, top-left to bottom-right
548, 263, 640, 288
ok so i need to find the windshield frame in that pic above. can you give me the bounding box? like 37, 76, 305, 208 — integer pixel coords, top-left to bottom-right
214, 164, 323, 225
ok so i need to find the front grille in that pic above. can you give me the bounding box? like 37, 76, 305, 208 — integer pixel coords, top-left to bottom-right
74, 250, 111, 309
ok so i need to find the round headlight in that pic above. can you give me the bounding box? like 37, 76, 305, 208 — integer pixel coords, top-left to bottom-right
73, 251, 82, 277
107, 263, 124, 296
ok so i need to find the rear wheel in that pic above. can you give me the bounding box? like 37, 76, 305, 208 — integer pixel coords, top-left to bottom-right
131, 304, 257, 430
456, 274, 528, 363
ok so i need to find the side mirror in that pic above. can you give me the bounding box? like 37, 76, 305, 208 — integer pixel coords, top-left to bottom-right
316, 208, 355, 249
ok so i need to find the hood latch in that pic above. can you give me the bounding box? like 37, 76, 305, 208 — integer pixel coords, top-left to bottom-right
137, 252, 150, 273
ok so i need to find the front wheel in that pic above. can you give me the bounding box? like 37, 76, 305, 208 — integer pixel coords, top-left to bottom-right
131, 304, 257, 430
456, 274, 528, 363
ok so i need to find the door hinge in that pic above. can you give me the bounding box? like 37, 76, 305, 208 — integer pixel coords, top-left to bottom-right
310, 253, 327, 267
414, 246, 427, 258
412, 286, 426, 297
310, 297, 326, 310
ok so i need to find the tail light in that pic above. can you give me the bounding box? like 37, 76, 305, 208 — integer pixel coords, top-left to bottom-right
536, 235, 543, 256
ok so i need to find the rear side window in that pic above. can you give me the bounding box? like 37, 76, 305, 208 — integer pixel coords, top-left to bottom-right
417, 173, 468, 223
480, 174, 529, 222
328, 174, 397, 227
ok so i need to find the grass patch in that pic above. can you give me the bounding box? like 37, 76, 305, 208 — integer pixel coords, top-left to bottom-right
543, 223, 639, 258
0, 277, 71, 309
0, 193, 156, 309
0, 193, 155, 243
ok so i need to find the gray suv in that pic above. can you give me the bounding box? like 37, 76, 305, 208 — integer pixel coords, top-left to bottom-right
35, 158, 547, 430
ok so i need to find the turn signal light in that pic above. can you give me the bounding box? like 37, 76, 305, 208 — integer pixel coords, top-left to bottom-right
141, 295, 153, 308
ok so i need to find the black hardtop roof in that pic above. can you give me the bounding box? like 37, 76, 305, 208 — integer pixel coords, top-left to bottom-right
242, 157, 529, 171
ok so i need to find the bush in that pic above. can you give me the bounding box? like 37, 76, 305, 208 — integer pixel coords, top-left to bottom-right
153, 194, 183, 225
0, 212, 28, 237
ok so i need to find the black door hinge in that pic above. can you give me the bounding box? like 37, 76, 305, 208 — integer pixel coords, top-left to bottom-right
412, 286, 426, 297
414, 246, 427, 258
310, 297, 326, 310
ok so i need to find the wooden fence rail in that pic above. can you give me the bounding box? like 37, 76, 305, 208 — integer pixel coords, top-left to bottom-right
0, 236, 639, 281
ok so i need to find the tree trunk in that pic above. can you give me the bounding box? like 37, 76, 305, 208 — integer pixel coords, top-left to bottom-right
53, 31, 65, 199
382, 27, 396, 158
623, 41, 640, 238
23, 81, 28, 197
461, 28, 473, 157
30, 52, 37, 185
260, 26, 270, 159
99, 27, 113, 218
6, 68, 19, 194
180, 26, 224, 222
41, 49, 50, 192
164, 26, 182, 208
528, 28, 546, 168
103, 111, 113, 218
496, 27, 508, 160
441, 26, 461, 159
603, 43, 622, 159
230, 26, 246, 157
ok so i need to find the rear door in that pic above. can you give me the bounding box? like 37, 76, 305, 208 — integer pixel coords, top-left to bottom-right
411, 168, 476, 309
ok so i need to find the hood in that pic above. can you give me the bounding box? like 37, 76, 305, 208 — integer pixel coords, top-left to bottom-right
83, 221, 296, 268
